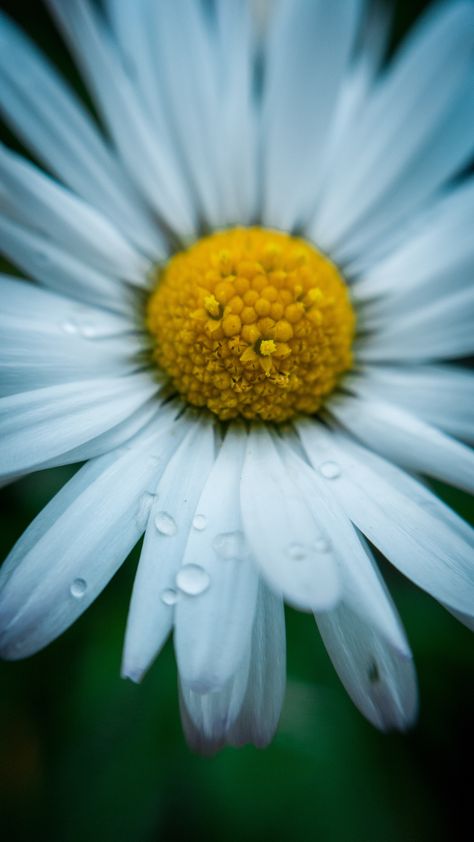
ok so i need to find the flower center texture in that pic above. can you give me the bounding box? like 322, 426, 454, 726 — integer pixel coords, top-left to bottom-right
146, 228, 355, 422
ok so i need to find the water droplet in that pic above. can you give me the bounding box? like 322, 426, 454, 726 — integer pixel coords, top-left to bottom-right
136, 492, 154, 530
155, 511, 177, 536
160, 588, 179, 606
176, 564, 210, 596
313, 537, 331, 553
288, 542, 309, 561
319, 461, 341, 480
70, 578, 87, 599
212, 530, 246, 561
192, 514, 207, 531
60, 318, 79, 335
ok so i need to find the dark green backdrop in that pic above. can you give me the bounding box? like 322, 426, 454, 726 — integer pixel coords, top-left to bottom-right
0, 1, 472, 840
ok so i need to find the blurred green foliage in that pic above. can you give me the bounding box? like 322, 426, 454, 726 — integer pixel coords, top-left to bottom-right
0, 1, 473, 840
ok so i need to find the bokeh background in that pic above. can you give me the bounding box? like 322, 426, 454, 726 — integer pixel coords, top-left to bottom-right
1, 1, 473, 840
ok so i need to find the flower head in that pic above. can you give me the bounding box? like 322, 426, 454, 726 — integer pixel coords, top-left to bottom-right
0, 0, 473, 753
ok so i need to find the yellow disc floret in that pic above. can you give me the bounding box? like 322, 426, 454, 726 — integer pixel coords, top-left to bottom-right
146, 228, 355, 422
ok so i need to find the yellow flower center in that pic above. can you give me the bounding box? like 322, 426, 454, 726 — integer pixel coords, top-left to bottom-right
146, 228, 355, 422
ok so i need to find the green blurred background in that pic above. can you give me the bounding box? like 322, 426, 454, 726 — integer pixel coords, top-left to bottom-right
0, 1, 472, 840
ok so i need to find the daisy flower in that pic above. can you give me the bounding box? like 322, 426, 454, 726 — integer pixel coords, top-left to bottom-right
0, 0, 473, 754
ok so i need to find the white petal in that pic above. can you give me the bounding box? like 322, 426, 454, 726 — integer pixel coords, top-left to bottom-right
209, 0, 259, 224
140, 0, 224, 227
175, 425, 259, 692
313, 1, 474, 251
45, 0, 196, 236
0, 375, 158, 477
0, 145, 151, 284
0, 215, 135, 314
240, 425, 341, 611
0, 12, 164, 259
353, 179, 474, 308
280, 439, 410, 652
296, 421, 474, 618
122, 417, 216, 683
179, 580, 286, 753
0, 420, 183, 659
346, 366, 474, 443
316, 602, 418, 731
227, 581, 286, 749
323, 81, 474, 268
358, 286, 474, 362
179, 653, 250, 756
328, 394, 474, 492
262, 0, 361, 229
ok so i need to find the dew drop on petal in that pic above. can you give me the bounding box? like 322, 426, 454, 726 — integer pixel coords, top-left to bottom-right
212, 530, 246, 560
176, 564, 210, 596
314, 536, 331, 553
319, 461, 341, 480
136, 492, 155, 530
192, 514, 207, 531
70, 578, 87, 599
60, 318, 79, 335
154, 511, 178, 536
160, 588, 179, 606
287, 542, 309, 561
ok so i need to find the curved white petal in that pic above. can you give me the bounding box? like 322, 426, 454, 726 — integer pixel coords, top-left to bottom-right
346, 366, 474, 443
316, 602, 418, 731
297, 421, 474, 618
240, 425, 341, 611
227, 582, 286, 749
280, 439, 411, 652
352, 179, 474, 305
328, 395, 474, 492
0, 144, 151, 284
0, 276, 140, 395
0, 11, 163, 259
262, 0, 361, 229
175, 425, 259, 692
0, 375, 158, 477
313, 1, 474, 251
0, 215, 135, 314
358, 286, 474, 362
45, 0, 196, 236
122, 417, 216, 683
0, 420, 182, 659
179, 652, 250, 756
180, 581, 286, 753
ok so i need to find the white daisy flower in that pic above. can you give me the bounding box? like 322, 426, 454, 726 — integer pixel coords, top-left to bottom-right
0, 0, 473, 754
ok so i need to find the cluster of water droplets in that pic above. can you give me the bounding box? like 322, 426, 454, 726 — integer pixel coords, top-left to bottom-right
59, 307, 121, 340
286, 532, 332, 564
153, 503, 250, 605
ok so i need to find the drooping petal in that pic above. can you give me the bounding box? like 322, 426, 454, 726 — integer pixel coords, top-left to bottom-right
122, 417, 216, 683
316, 601, 418, 731
240, 425, 341, 611
297, 421, 474, 619
328, 394, 474, 492
175, 425, 259, 692
0, 375, 158, 478
0, 420, 183, 659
